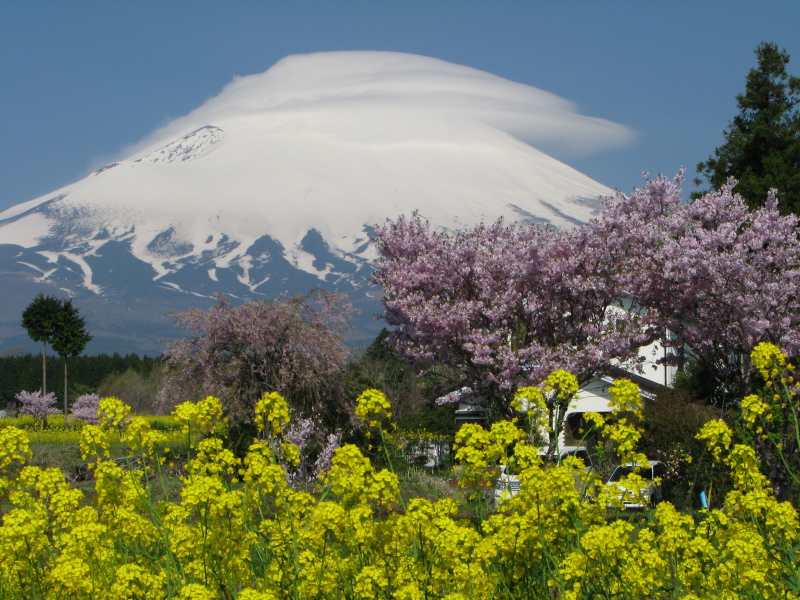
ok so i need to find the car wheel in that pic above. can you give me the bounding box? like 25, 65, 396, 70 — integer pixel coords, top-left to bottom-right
650, 485, 663, 507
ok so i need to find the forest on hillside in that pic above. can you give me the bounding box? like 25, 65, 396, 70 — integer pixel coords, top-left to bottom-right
0, 353, 163, 409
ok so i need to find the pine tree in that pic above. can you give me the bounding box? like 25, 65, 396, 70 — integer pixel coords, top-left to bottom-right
695, 42, 800, 214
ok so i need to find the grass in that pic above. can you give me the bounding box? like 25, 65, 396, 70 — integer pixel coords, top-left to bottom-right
399, 465, 458, 502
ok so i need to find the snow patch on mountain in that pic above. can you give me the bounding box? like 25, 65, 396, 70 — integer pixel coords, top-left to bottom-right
0, 212, 51, 247
135, 126, 227, 164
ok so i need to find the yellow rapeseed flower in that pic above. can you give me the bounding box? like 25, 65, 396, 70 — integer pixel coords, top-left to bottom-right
355, 388, 392, 426
254, 391, 290, 435
0, 426, 32, 473
751, 342, 786, 382
696, 419, 733, 461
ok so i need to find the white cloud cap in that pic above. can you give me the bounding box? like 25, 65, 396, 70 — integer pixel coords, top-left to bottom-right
127, 51, 633, 159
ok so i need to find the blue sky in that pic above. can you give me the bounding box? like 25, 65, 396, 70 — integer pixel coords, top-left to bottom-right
1, 1, 799, 214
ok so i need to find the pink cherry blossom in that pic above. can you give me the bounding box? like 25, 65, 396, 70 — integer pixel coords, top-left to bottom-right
374, 173, 800, 413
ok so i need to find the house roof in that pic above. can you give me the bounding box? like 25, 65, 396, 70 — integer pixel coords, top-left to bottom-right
602, 365, 668, 401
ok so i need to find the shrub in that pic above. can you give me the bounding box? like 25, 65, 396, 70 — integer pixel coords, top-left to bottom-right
97, 369, 162, 414
15, 390, 58, 428
69, 393, 101, 425
640, 387, 736, 508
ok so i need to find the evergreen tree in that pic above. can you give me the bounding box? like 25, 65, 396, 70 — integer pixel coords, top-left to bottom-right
695, 42, 800, 214
51, 298, 92, 419
21, 294, 63, 395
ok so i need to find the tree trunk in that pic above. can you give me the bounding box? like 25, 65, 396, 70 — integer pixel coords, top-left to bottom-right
63, 358, 68, 424
42, 340, 47, 395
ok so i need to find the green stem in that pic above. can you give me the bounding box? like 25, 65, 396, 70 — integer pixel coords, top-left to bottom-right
378, 424, 406, 511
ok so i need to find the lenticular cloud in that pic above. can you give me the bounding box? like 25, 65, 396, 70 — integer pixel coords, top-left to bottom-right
128, 51, 633, 160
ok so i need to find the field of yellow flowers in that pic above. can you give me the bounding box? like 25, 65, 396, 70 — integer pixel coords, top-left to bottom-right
1, 345, 799, 599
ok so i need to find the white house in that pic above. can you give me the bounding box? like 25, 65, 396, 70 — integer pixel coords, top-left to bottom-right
559, 338, 676, 450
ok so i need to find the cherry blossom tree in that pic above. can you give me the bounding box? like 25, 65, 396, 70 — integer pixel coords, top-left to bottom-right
158, 290, 353, 429
373, 214, 655, 416
374, 174, 800, 413
70, 393, 101, 425
597, 173, 800, 399
16, 390, 59, 428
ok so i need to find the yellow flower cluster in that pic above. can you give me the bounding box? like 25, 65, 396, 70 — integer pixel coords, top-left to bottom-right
0, 375, 798, 599
696, 419, 734, 461
739, 344, 800, 501
123, 415, 169, 465
188, 436, 241, 481
78, 423, 110, 466
324, 443, 400, 508
254, 391, 290, 435
355, 388, 393, 427
608, 378, 643, 419
514, 371, 580, 447
578, 380, 648, 468
453, 419, 532, 493
604, 421, 648, 469
751, 341, 788, 382
513, 386, 547, 426
0, 425, 32, 472
542, 369, 580, 399
741, 393, 771, 427
173, 395, 227, 446
98, 396, 132, 429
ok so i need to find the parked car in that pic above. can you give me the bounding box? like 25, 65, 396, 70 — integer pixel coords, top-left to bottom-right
606, 460, 669, 509
494, 446, 593, 505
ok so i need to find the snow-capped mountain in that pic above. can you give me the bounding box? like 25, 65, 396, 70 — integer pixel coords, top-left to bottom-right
0, 51, 626, 355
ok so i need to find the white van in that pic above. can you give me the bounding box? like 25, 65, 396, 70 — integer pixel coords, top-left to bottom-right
494, 446, 593, 505
605, 460, 669, 509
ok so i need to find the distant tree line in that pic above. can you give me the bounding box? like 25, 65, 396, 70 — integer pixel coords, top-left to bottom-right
0, 353, 164, 409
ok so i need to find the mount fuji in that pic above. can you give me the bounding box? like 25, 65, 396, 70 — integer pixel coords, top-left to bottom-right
0, 51, 629, 355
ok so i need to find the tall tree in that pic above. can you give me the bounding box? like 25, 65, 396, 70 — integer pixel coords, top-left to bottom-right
695, 42, 800, 214
51, 298, 92, 419
21, 294, 63, 395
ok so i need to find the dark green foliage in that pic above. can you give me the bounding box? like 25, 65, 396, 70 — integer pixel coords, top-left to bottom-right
672, 357, 739, 409
695, 42, 800, 214
640, 388, 736, 510
345, 328, 457, 436
0, 353, 164, 410
51, 299, 91, 360
51, 298, 92, 418
21, 294, 63, 347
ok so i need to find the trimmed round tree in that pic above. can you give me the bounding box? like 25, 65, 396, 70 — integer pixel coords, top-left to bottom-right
21, 294, 63, 396
51, 298, 92, 420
